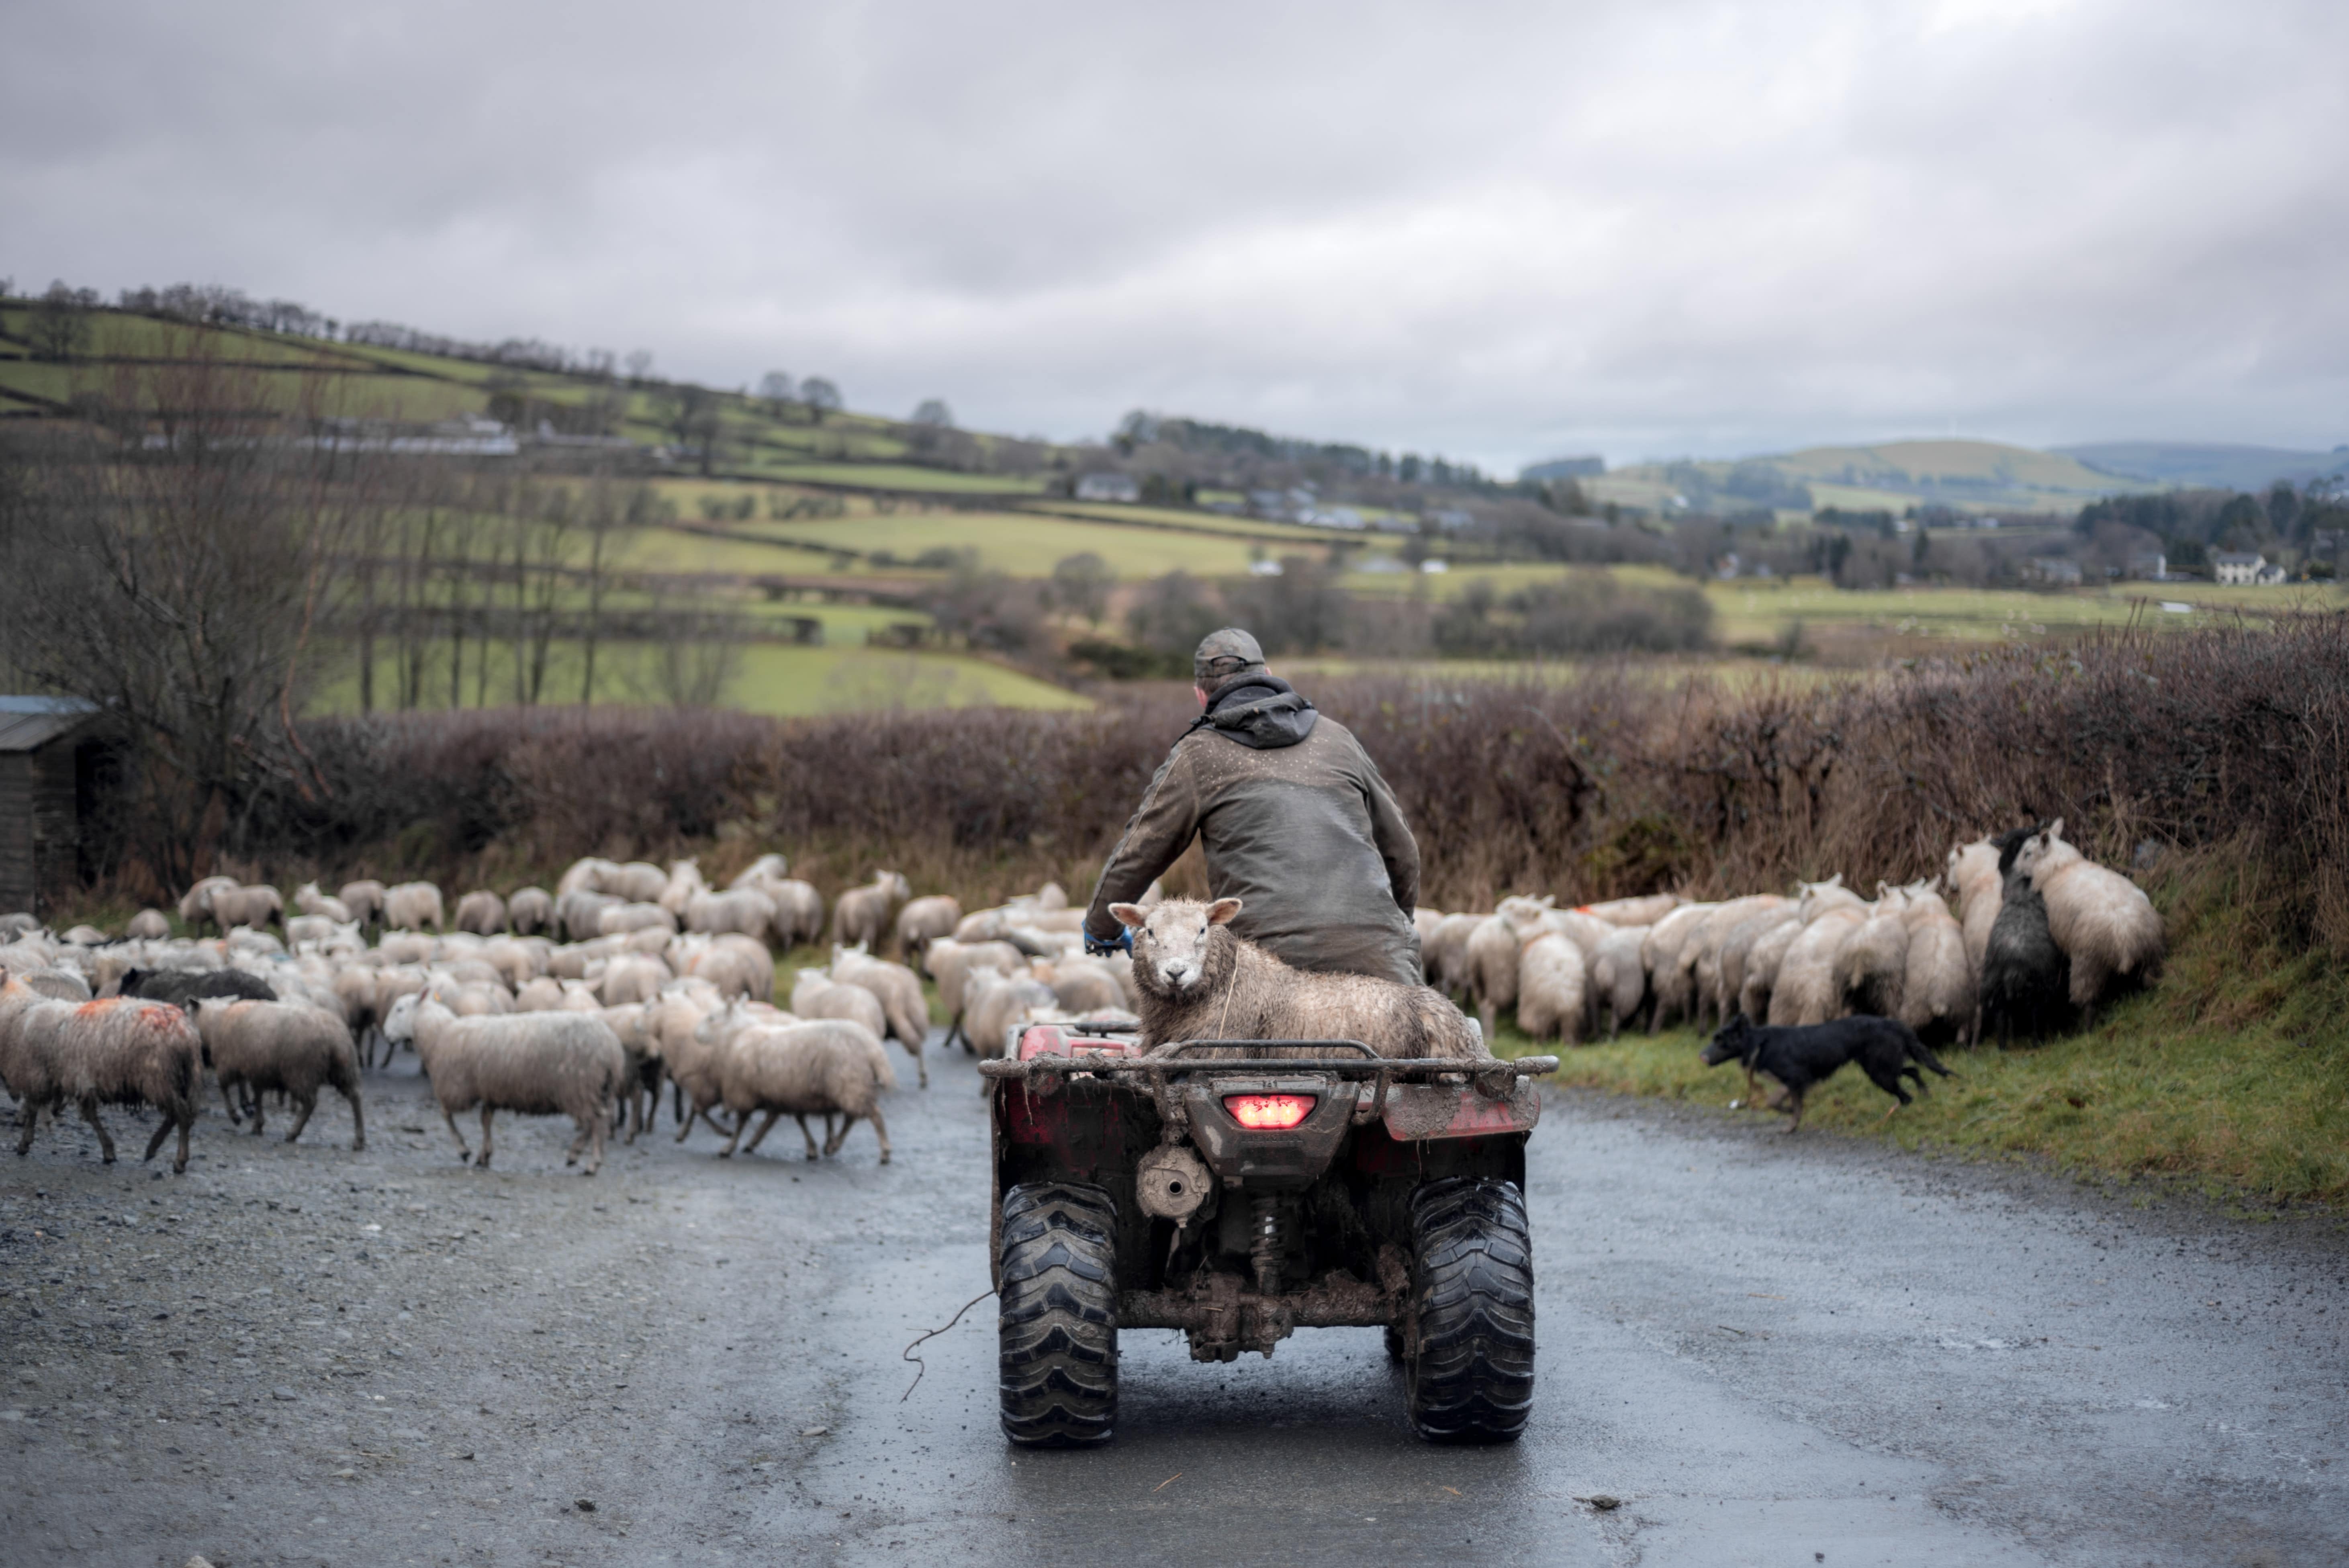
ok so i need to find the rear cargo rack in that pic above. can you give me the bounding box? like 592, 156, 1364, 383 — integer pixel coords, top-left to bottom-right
978, 1038, 1560, 1086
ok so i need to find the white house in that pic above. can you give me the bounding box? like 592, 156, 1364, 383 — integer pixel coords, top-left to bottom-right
2212, 551, 2285, 585
1075, 472, 1141, 503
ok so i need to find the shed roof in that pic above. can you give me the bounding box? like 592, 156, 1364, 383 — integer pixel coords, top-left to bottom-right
0, 696, 101, 752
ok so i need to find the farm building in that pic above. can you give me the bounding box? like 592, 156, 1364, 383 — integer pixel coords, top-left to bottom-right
2212, 551, 2286, 585
0, 696, 104, 920
1074, 472, 1141, 503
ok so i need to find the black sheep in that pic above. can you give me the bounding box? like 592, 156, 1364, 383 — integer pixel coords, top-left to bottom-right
1978, 829, 2069, 1046
119, 967, 278, 1008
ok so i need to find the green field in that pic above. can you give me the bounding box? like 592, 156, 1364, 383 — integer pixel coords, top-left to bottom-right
1024, 499, 1350, 545
731, 645, 1089, 714
313, 636, 1084, 718
754, 463, 1047, 494
699, 511, 1282, 579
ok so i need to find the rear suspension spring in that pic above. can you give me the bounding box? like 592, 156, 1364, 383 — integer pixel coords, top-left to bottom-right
1250, 1195, 1288, 1296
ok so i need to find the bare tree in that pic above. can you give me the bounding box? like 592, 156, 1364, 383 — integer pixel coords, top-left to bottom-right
0, 332, 388, 879
799, 377, 842, 425
28, 282, 96, 361
1048, 552, 1114, 625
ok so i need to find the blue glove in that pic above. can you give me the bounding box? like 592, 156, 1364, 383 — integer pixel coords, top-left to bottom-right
1084, 926, 1133, 958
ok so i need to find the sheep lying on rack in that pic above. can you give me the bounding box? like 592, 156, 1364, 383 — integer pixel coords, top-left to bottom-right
1110, 897, 1486, 1062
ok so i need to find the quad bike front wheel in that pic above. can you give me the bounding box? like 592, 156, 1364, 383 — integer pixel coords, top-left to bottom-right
998, 1181, 1118, 1447
1405, 1176, 1535, 1442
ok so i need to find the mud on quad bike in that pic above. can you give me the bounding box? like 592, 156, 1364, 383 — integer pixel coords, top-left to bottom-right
979, 1023, 1557, 1447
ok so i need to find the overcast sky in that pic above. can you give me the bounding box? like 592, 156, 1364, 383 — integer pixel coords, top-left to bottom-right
6, 0, 2344, 470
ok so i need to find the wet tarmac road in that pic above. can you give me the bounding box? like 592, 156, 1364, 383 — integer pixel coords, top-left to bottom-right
4, 1033, 2345, 1566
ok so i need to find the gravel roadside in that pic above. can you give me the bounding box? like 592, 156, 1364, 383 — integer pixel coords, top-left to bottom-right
0, 1055, 854, 1566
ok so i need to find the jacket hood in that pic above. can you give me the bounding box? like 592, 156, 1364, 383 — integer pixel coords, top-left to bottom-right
1191, 674, 1318, 750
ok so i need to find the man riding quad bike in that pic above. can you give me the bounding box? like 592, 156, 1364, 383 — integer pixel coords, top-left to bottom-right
980, 630, 1552, 1446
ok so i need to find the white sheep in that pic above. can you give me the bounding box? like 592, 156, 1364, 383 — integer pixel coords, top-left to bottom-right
1588, 924, 1650, 1040
4, 981, 202, 1173
1679, 895, 1786, 1032
1425, 911, 1484, 1002
1897, 890, 1975, 1043
557, 889, 621, 942
646, 984, 735, 1142
555, 857, 621, 900
338, 880, 387, 928
920, 937, 1027, 1049
1714, 906, 1798, 1028
830, 944, 930, 1088
1515, 930, 1587, 1045
686, 887, 777, 940
893, 895, 962, 960
1110, 897, 1485, 1061
598, 952, 674, 1007
1580, 892, 1685, 927
671, 931, 774, 1002
454, 890, 508, 936
124, 909, 172, 942
1839, 886, 1912, 1018
1464, 896, 1552, 1040
960, 963, 1060, 1061
1945, 839, 2003, 982
730, 852, 790, 888
2015, 820, 2165, 1023
382, 881, 446, 933
599, 901, 679, 937
709, 1013, 895, 1163
382, 993, 625, 1174
295, 881, 354, 923
1768, 906, 1866, 1027
211, 884, 284, 933
506, 886, 554, 936
190, 998, 365, 1149
177, 876, 238, 931
609, 861, 669, 904
1029, 954, 1126, 1016
1638, 902, 1717, 1032
789, 965, 890, 1045
658, 858, 709, 916
832, 871, 912, 951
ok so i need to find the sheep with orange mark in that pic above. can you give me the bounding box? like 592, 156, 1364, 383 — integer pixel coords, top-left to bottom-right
2, 974, 202, 1173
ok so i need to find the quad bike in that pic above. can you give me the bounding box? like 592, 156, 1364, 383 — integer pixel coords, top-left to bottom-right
979, 1023, 1556, 1447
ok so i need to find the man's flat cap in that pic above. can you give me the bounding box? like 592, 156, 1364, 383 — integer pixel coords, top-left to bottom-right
1194, 627, 1266, 682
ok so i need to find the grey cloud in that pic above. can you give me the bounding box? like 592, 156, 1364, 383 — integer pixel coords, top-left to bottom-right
4, 0, 2344, 466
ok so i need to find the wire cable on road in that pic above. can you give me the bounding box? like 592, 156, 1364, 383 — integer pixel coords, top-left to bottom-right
900, 1288, 996, 1401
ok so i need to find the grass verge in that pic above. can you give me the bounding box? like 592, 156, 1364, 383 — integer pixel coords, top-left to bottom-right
1492, 859, 2349, 1207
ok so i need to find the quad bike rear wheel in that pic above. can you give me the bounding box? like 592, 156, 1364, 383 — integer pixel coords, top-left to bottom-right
998, 1181, 1118, 1446
1405, 1176, 1535, 1442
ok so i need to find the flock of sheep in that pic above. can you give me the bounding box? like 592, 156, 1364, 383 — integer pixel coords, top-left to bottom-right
0, 853, 1150, 1180
0, 815, 2166, 1180
1417, 819, 2166, 1050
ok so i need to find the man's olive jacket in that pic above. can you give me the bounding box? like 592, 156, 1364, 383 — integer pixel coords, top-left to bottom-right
1083, 677, 1422, 984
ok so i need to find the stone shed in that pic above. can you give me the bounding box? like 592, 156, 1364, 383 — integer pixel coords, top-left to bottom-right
0, 696, 104, 919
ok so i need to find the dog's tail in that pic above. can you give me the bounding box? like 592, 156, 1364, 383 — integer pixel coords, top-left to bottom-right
1907, 1034, 1954, 1078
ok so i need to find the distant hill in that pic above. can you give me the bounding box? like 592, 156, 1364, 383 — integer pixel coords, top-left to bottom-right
1593, 438, 2156, 518
1520, 455, 1605, 481
2055, 441, 2349, 492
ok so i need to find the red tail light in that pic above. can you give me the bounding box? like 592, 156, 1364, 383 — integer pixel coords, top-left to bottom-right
1223, 1093, 1316, 1130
